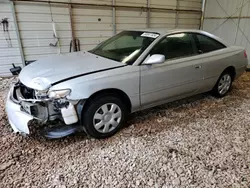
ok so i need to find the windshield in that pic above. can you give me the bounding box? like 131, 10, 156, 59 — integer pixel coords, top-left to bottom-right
89, 31, 159, 65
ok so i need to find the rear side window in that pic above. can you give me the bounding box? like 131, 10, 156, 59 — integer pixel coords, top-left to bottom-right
194, 34, 226, 53
151, 33, 195, 60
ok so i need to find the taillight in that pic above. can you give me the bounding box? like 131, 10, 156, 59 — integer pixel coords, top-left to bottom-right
244, 50, 248, 58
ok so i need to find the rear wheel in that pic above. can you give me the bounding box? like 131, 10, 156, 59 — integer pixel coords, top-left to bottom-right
212, 71, 233, 97
82, 95, 128, 139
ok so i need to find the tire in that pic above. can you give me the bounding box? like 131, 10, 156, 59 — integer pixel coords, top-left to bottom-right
212, 71, 233, 98
82, 94, 128, 139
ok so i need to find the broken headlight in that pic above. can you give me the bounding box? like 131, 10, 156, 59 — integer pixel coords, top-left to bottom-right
34, 89, 48, 99
48, 89, 71, 99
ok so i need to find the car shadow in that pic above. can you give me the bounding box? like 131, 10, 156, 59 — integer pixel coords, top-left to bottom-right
123, 83, 247, 137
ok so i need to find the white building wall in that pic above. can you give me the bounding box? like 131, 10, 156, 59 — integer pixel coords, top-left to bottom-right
203, 0, 250, 66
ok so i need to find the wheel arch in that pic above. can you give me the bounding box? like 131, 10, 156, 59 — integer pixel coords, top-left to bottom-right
83, 88, 132, 113
211, 65, 235, 98
222, 66, 236, 81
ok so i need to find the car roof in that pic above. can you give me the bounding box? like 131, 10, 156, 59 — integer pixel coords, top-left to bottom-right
126, 28, 204, 35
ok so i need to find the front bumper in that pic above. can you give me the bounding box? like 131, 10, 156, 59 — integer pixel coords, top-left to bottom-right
5, 85, 33, 134
5, 84, 80, 136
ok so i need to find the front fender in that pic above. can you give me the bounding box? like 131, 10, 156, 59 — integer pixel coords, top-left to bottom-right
49, 66, 141, 112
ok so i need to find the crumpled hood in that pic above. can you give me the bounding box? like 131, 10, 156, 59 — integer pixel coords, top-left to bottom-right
19, 51, 122, 90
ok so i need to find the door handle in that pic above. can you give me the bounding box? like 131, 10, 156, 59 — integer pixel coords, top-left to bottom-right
195, 65, 202, 69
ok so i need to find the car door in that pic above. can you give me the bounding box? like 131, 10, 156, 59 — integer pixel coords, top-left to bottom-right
140, 32, 204, 108
191, 33, 229, 92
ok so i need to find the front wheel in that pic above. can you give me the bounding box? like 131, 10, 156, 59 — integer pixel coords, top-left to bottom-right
212, 72, 233, 97
82, 95, 128, 139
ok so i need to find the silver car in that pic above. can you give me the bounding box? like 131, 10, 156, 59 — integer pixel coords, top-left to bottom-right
5, 29, 248, 139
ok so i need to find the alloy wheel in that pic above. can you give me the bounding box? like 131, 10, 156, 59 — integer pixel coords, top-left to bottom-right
218, 74, 232, 95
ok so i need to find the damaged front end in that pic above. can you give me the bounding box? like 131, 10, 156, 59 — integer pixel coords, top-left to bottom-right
5, 81, 81, 137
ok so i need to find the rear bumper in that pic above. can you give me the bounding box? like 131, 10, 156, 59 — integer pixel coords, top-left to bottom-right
5, 85, 33, 134
246, 64, 250, 71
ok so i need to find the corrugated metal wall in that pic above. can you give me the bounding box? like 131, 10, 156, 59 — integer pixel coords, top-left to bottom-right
150, 0, 201, 28
15, 3, 72, 60
0, 2, 22, 76
116, 7, 147, 33
72, 6, 113, 51
116, 0, 147, 33
0, 0, 202, 76
203, 0, 250, 66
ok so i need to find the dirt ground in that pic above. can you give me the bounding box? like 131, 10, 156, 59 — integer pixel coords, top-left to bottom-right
0, 73, 250, 188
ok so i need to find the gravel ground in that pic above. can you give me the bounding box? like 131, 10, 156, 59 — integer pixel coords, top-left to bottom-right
0, 73, 250, 188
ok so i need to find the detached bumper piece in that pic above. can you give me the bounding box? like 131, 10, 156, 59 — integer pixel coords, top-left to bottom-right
5, 83, 81, 138
42, 124, 82, 139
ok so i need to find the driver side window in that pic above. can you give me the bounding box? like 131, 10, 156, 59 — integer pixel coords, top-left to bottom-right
151, 33, 195, 60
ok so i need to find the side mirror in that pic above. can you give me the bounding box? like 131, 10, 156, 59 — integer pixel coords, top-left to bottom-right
144, 54, 165, 65
10, 63, 22, 75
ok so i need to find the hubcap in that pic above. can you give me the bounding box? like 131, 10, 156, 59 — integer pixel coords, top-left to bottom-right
218, 74, 232, 95
93, 103, 122, 133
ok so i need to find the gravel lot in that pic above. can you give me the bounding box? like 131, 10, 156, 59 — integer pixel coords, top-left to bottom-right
0, 73, 250, 188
